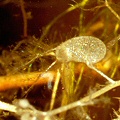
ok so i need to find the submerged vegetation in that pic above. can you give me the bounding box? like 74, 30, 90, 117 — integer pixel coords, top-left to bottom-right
0, 0, 120, 119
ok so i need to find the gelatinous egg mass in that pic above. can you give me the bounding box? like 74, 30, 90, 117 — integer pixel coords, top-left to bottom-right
55, 36, 106, 64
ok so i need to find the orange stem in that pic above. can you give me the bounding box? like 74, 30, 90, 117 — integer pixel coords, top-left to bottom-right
0, 71, 56, 91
